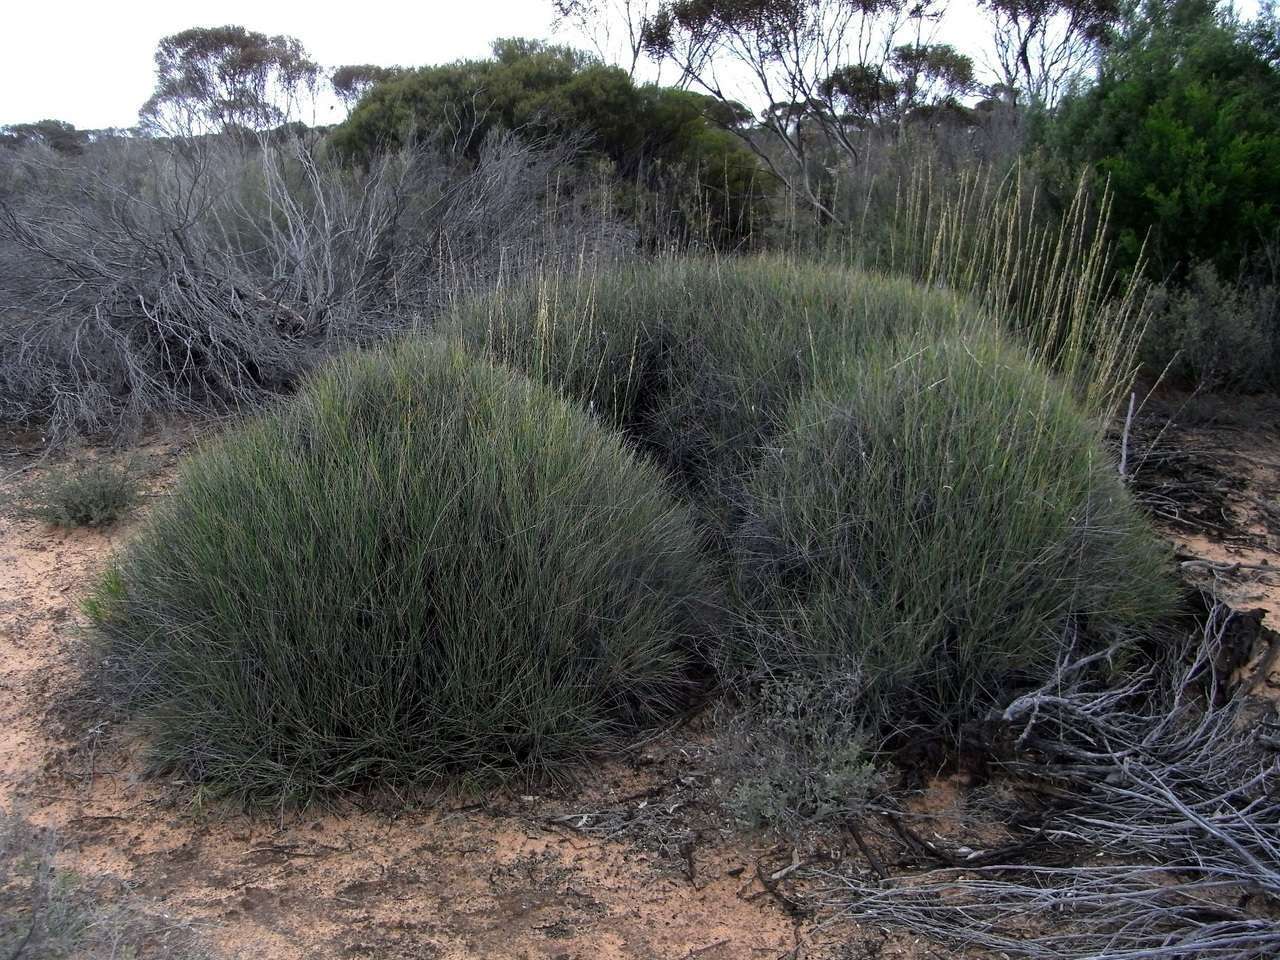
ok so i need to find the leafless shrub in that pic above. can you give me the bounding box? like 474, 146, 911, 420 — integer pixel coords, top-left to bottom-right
0, 130, 629, 439
815, 604, 1280, 959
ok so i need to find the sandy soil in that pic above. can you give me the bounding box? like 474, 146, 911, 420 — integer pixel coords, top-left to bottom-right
3, 403, 1277, 959
1128, 393, 1280, 693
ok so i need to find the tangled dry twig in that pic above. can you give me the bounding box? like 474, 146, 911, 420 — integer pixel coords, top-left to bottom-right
815, 605, 1280, 959
0, 131, 626, 439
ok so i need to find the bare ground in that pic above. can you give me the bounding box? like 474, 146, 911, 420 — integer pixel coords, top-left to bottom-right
2, 396, 1278, 959
1126, 391, 1280, 693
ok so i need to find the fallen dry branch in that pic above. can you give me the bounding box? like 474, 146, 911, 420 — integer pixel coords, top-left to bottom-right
817, 864, 1276, 959
815, 605, 1280, 959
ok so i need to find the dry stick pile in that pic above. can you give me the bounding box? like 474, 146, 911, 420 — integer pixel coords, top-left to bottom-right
816, 606, 1280, 959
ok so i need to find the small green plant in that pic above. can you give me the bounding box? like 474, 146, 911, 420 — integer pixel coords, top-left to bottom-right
10, 459, 140, 528
91, 339, 720, 801
717, 672, 881, 831
730, 331, 1178, 736
1142, 260, 1280, 390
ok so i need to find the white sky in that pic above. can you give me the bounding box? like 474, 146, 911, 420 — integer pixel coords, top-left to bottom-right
1, 1, 560, 129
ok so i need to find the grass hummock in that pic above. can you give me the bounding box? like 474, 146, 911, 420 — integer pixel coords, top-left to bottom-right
88, 339, 720, 802
730, 332, 1177, 735
449, 256, 973, 526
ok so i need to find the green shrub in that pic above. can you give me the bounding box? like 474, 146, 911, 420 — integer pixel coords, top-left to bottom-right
730, 332, 1177, 735
1142, 260, 1280, 390
715, 672, 881, 831
448, 257, 971, 522
332, 39, 768, 246
89, 340, 719, 800
10, 460, 139, 528
1040, 0, 1280, 284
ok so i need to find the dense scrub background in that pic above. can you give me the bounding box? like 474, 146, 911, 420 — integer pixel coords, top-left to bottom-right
4, 7, 1276, 956
3, 0, 1277, 440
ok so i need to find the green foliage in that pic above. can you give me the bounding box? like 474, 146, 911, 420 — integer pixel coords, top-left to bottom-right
1042, 0, 1280, 282
730, 332, 1176, 734
0, 119, 90, 155
1142, 260, 1280, 390
330, 63, 406, 109
716, 672, 881, 830
10, 460, 140, 528
447, 257, 971, 520
814, 41, 978, 128
89, 340, 718, 800
331, 39, 767, 245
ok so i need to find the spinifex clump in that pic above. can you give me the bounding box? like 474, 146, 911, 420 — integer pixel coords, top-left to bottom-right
89, 339, 719, 801
730, 332, 1177, 734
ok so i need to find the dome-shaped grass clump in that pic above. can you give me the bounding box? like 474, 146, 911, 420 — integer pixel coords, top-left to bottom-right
448, 257, 971, 504
732, 332, 1177, 734
89, 340, 719, 800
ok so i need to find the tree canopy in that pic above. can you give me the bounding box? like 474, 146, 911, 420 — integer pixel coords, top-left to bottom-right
640, 0, 976, 219
330, 64, 407, 111
0, 120, 93, 154
140, 26, 321, 135
332, 38, 768, 244
977, 0, 1123, 106
1042, 0, 1280, 281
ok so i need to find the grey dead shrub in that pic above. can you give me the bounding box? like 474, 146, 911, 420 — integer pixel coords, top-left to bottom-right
0, 131, 629, 439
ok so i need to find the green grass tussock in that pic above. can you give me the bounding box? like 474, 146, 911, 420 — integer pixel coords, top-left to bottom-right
730, 332, 1177, 734
449, 257, 973, 510
89, 339, 719, 801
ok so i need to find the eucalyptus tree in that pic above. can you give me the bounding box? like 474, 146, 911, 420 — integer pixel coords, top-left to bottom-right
330, 64, 407, 112
978, 0, 1123, 107
642, 0, 973, 220
140, 26, 321, 136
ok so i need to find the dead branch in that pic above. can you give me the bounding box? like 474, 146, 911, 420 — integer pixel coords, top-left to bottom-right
815, 605, 1280, 959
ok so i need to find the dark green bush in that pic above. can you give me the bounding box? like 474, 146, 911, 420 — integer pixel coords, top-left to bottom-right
730, 332, 1177, 735
1040, 0, 1280, 283
448, 257, 971, 522
89, 340, 719, 800
332, 39, 768, 246
1142, 260, 1280, 390
10, 460, 139, 527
